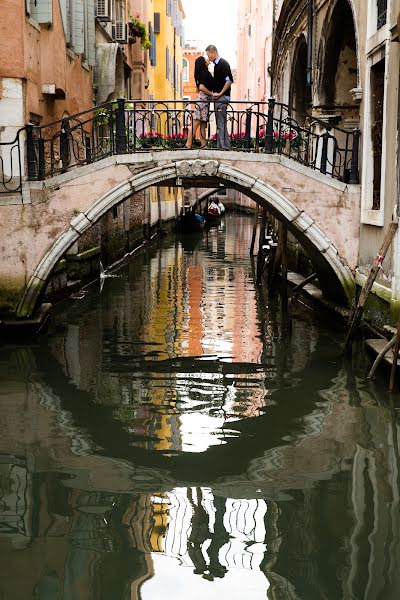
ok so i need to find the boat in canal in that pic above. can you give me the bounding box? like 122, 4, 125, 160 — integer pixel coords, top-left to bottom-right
205, 198, 222, 227
179, 207, 205, 232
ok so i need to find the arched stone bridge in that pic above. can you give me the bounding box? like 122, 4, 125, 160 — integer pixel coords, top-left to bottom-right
0, 149, 360, 320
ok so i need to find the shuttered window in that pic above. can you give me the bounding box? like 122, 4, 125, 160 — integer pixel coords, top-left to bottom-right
149, 23, 157, 67
87, 0, 96, 66
73, 0, 85, 54
28, 0, 53, 24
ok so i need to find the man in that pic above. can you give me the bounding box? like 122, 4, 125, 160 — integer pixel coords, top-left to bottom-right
205, 45, 234, 150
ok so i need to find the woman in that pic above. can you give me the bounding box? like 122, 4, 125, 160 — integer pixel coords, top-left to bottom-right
186, 56, 214, 149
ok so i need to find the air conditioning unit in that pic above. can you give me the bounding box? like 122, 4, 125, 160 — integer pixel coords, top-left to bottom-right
112, 22, 128, 44
96, 0, 111, 22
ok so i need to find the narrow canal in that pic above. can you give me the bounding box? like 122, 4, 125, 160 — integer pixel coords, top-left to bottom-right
1, 213, 400, 599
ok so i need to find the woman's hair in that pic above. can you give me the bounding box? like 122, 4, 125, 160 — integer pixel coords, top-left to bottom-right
194, 56, 209, 85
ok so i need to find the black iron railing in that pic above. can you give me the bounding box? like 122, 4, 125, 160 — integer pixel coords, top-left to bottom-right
0, 128, 24, 195
1, 99, 361, 193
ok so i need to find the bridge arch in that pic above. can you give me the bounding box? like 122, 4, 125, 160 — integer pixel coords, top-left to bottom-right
17, 158, 355, 317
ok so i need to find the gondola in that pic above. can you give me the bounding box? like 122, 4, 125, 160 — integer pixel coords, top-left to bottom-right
204, 212, 222, 227
179, 208, 205, 233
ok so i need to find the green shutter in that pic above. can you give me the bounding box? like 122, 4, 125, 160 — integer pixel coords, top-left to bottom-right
87, 0, 96, 66
60, 0, 70, 43
73, 0, 85, 54
30, 0, 53, 24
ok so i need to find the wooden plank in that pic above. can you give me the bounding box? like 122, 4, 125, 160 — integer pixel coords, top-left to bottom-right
344, 220, 398, 351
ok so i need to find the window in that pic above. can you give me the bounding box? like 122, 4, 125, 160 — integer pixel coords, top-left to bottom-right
166, 0, 171, 16
377, 0, 387, 29
370, 58, 386, 210
154, 12, 160, 33
26, 0, 53, 24
182, 58, 189, 82
114, 0, 124, 22
149, 22, 157, 66
59, 1, 95, 65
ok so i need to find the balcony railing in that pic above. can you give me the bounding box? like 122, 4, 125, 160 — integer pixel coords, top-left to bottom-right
1, 99, 361, 195
377, 0, 387, 30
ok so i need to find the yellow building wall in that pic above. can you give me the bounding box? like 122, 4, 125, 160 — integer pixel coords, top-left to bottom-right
151, 0, 184, 101
147, 1, 185, 207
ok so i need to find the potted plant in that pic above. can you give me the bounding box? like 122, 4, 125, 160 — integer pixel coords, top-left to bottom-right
165, 133, 188, 148
128, 16, 151, 49
138, 131, 165, 148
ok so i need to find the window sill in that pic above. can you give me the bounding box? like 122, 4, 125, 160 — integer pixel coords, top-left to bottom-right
27, 17, 41, 32
366, 25, 389, 56
67, 48, 76, 60
82, 62, 90, 72
361, 208, 385, 227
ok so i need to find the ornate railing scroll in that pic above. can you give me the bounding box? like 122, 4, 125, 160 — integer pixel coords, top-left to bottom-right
0, 128, 24, 195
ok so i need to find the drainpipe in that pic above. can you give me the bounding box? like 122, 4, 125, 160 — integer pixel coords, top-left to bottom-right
306, 0, 314, 106
270, 0, 277, 97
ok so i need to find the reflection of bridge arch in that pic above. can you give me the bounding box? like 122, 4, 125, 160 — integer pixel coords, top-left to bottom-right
18, 157, 355, 317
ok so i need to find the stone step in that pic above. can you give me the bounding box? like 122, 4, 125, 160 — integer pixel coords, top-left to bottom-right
365, 338, 400, 367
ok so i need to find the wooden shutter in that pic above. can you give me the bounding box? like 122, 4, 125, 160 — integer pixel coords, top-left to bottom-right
154, 12, 160, 34
74, 0, 85, 54
87, 0, 96, 66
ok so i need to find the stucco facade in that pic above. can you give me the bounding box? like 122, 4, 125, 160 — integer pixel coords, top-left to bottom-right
0, 1, 94, 142
235, 0, 273, 103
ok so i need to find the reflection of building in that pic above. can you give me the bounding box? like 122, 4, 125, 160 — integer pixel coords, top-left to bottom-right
2, 321, 400, 597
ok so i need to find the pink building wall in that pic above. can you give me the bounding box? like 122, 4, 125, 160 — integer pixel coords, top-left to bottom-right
234, 0, 273, 104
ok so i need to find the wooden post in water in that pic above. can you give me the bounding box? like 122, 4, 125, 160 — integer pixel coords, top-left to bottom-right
344, 220, 398, 351
280, 221, 289, 330
250, 205, 260, 255
157, 186, 162, 230
256, 207, 267, 284
389, 319, 400, 393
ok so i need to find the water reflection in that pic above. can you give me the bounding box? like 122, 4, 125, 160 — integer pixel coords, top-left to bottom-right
1, 214, 400, 599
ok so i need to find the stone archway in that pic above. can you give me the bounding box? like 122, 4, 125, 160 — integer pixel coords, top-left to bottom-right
318, 0, 359, 126
16, 159, 355, 318
289, 36, 308, 120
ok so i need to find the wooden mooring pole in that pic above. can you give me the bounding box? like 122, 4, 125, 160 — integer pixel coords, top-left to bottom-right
256, 207, 268, 284
280, 221, 290, 330
250, 205, 260, 256
344, 220, 398, 352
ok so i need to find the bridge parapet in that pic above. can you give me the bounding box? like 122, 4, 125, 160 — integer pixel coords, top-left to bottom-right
1, 99, 361, 198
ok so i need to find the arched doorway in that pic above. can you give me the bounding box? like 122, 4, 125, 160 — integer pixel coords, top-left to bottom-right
290, 37, 308, 120
319, 0, 359, 127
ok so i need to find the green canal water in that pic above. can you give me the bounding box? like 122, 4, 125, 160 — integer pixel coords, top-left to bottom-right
1, 213, 400, 599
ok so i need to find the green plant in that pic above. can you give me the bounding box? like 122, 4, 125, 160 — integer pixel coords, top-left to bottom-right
129, 16, 151, 49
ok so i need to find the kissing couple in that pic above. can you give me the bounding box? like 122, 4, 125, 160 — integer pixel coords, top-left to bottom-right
186, 45, 234, 151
